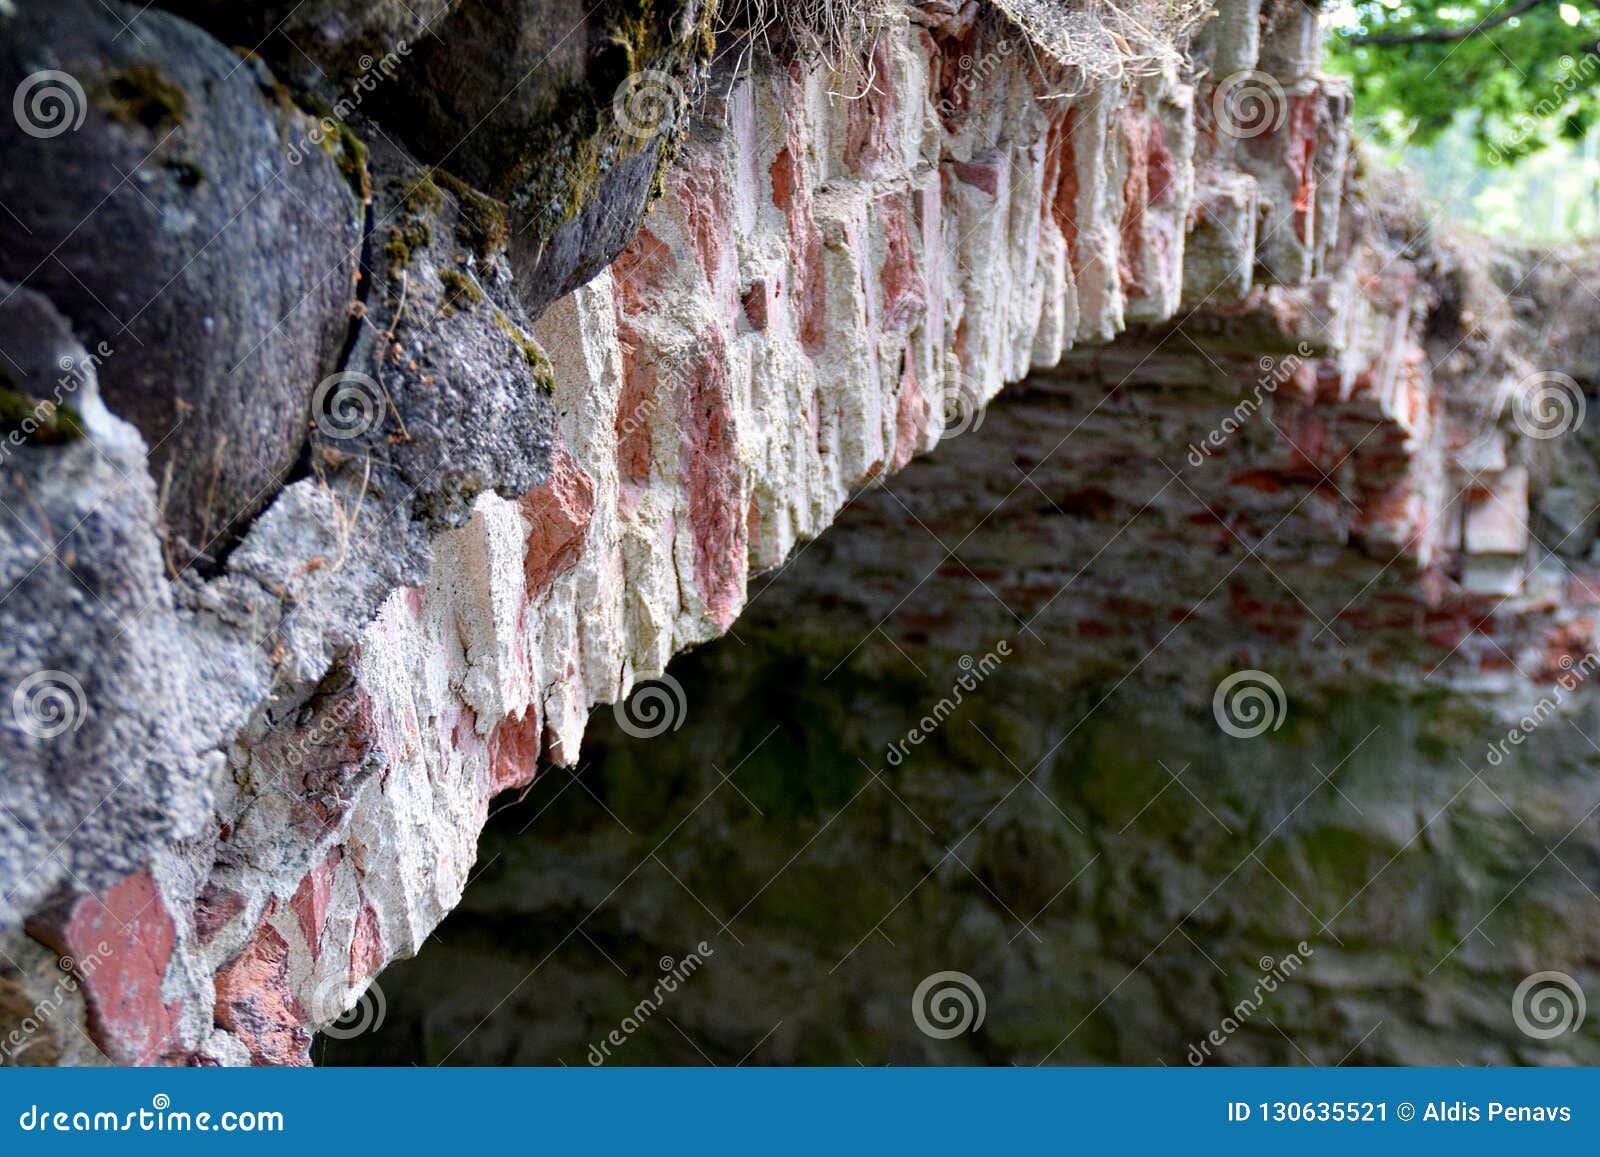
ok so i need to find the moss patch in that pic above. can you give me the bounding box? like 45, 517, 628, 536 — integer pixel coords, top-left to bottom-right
0, 388, 85, 445
492, 310, 553, 390
328, 120, 371, 205
432, 168, 511, 257
95, 63, 188, 132
288, 90, 371, 205
383, 219, 430, 269
398, 172, 446, 217
470, 0, 711, 237
380, 172, 449, 270
438, 268, 483, 311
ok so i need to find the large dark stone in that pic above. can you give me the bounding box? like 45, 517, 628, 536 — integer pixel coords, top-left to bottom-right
378, 0, 665, 316
0, 0, 362, 570
154, 1, 454, 100
358, 0, 712, 317
159, 0, 712, 320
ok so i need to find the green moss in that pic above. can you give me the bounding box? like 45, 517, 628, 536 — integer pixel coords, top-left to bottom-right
0, 387, 84, 445
399, 172, 446, 217
257, 83, 371, 206
383, 218, 431, 270
380, 172, 449, 270
747, 861, 897, 938
438, 268, 483, 311
330, 121, 370, 205
432, 168, 511, 257
364, 0, 715, 288
475, 0, 707, 225
1257, 825, 1396, 922
95, 64, 187, 131
1073, 725, 1193, 834
492, 310, 553, 389
605, 7, 660, 75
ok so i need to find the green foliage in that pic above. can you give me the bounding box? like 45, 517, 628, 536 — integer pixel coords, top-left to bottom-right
1394, 116, 1600, 240
1326, 1, 1600, 163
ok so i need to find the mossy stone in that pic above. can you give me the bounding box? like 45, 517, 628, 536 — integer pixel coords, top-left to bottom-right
95, 63, 189, 131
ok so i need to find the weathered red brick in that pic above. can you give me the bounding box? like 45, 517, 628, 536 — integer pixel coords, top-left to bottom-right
213, 917, 311, 1067
29, 869, 187, 1065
